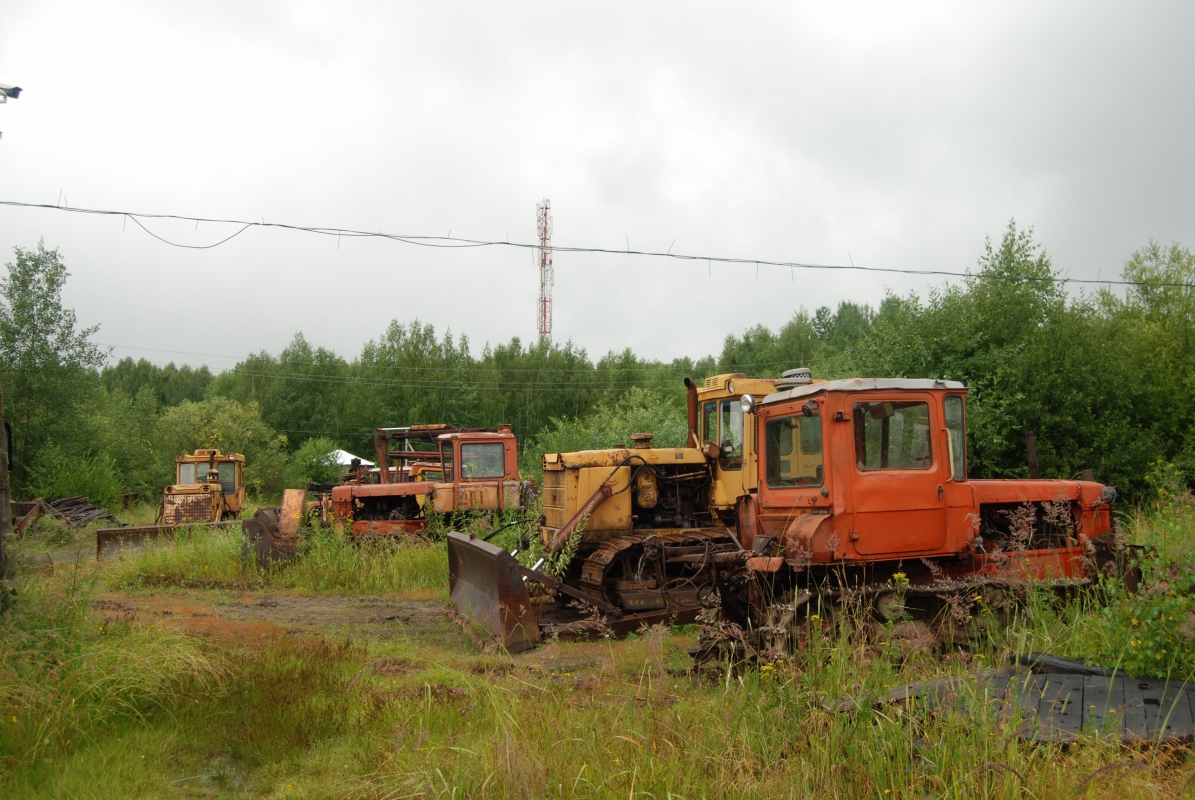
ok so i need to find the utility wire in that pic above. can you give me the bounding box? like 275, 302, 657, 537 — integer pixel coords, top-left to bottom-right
4, 199, 1192, 289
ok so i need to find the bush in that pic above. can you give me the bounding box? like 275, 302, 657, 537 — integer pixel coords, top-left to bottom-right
523, 387, 687, 476
290, 436, 342, 485
1095, 500, 1195, 678
24, 444, 123, 509
1100, 555, 1195, 678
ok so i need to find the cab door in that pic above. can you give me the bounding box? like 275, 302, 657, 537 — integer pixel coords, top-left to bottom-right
844, 394, 948, 556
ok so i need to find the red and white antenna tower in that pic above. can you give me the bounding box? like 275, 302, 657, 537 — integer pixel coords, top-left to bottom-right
536, 199, 553, 339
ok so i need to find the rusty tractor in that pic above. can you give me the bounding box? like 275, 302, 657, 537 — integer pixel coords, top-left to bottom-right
447, 370, 784, 651
243, 424, 530, 569
96, 449, 246, 559
334, 424, 527, 538
447, 372, 1130, 653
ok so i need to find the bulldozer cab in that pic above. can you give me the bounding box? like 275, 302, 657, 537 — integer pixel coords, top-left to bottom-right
161, 450, 246, 524
750, 379, 976, 559
690, 373, 785, 516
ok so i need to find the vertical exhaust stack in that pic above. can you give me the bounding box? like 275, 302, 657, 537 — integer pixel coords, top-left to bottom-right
684, 377, 699, 448
373, 429, 392, 484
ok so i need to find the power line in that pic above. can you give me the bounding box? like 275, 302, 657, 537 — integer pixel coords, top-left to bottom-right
4, 199, 1192, 289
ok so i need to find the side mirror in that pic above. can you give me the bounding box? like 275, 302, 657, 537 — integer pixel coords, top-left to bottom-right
740, 394, 755, 413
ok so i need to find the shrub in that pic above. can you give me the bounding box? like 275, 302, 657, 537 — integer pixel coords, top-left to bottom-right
24, 444, 123, 509
290, 436, 342, 485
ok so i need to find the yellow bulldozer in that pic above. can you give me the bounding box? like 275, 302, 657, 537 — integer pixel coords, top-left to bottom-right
158, 449, 246, 524
96, 449, 246, 559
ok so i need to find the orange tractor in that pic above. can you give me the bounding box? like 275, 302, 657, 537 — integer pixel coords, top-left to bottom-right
332, 424, 525, 537
243, 424, 529, 568
447, 373, 1129, 652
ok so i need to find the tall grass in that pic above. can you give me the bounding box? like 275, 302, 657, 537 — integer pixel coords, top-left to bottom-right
3, 503, 1193, 796
100, 525, 447, 596
0, 568, 229, 771
272, 526, 446, 595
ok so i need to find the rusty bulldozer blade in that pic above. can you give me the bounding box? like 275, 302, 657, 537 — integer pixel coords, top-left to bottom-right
241, 490, 307, 571
447, 531, 541, 653
96, 521, 235, 560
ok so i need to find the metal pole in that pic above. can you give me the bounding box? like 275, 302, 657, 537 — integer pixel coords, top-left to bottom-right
0, 380, 14, 610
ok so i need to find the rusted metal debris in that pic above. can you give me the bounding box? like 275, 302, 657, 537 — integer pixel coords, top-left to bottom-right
15, 497, 125, 532
11, 501, 42, 536
835, 655, 1195, 743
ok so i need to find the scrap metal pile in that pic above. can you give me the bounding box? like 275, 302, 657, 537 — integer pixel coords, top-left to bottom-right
16, 496, 125, 532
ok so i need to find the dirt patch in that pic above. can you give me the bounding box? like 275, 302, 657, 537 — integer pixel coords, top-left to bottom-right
95, 591, 463, 648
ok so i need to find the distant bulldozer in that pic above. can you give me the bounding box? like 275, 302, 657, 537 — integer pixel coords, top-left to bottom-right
96, 449, 246, 559
158, 449, 246, 524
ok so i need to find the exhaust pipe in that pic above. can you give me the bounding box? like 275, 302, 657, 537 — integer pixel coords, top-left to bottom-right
684, 377, 699, 448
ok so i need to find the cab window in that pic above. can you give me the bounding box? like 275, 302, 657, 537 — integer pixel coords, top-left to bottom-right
853, 401, 932, 470
440, 442, 455, 481
719, 400, 743, 469
217, 461, 237, 494
461, 443, 505, 479
702, 402, 718, 446
178, 463, 196, 484
944, 395, 967, 480
765, 413, 823, 487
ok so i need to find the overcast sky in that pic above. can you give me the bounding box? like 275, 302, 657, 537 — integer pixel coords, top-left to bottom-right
0, 2, 1192, 372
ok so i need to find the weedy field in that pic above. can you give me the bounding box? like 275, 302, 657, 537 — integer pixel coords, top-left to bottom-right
1, 501, 1194, 799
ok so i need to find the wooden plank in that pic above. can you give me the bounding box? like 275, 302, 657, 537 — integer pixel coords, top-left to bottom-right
1157, 681, 1195, 741
1120, 678, 1150, 740
1134, 678, 1193, 740
982, 672, 1013, 705
1082, 674, 1125, 739
1036, 674, 1084, 742
1007, 673, 1047, 739
1137, 679, 1165, 737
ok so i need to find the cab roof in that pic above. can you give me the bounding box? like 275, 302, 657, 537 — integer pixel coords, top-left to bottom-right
179, 449, 245, 462
436, 431, 515, 442
761, 378, 967, 406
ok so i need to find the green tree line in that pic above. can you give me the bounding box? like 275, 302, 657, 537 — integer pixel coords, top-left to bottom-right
2, 222, 1192, 505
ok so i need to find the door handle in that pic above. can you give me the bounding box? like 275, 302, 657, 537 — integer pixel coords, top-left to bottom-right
938, 484, 944, 501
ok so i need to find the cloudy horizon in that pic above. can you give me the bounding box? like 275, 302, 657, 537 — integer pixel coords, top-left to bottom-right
1, 1, 1191, 372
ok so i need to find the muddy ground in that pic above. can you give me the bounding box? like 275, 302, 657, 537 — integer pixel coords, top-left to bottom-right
93, 591, 469, 649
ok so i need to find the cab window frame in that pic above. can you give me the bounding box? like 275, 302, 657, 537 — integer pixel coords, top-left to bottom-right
944, 394, 967, 481
852, 399, 934, 471
702, 402, 718, 447
718, 399, 744, 471
460, 442, 506, 480
216, 461, 237, 494
764, 411, 824, 489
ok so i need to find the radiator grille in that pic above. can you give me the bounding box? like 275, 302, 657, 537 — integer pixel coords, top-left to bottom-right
542, 469, 566, 529
163, 493, 214, 524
